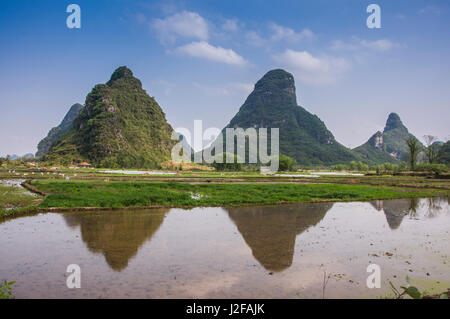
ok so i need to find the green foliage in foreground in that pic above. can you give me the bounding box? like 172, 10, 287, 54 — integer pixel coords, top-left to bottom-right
389, 276, 449, 299
31, 180, 436, 209
0, 280, 15, 299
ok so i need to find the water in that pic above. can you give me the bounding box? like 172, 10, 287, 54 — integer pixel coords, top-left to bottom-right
0, 198, 448, 299
99, 170, 176, 175
0, 179, 26, 187
310, 172, 364, 176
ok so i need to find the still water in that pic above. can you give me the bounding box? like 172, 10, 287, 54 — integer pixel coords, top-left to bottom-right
0, 198, 448, 298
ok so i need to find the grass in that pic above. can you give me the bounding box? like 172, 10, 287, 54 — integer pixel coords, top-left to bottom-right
30, 179, 441, 209
0, 184, 42, 217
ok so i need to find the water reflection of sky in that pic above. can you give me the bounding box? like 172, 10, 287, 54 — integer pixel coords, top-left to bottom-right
0, 197, 448, 298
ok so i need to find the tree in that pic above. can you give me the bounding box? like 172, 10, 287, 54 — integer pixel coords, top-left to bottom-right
436, 140, 450, 166
423, 135, 439, 164
278, 154, 296, 171
406, 137, 420, 170
376, 164, 385, 175
357, 161, 369, 172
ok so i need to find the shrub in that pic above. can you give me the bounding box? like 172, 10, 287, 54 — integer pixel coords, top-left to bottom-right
278, 154, 296, 171
331, 164, 349, 171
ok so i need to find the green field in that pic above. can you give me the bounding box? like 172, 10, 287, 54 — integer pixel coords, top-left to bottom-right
0, 184, 41, 217
1, 169, 448, 217
29, 179, 440, 210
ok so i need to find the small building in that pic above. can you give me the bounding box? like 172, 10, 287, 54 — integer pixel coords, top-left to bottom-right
79, 162, 92, 168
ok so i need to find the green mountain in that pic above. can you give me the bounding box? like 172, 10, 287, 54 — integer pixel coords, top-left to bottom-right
205, 69, 359, 166
354, 113, 423, 163
353, 131, 399, 165
44, 66, 176, 168
36, 103, 84, 158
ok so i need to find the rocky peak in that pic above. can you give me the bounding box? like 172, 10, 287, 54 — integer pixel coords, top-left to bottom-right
107, 66, 142, 88
384, 113, 405, 132
368, 131, 384, 150
252, 69, 297, 104
59, 103, 84, 131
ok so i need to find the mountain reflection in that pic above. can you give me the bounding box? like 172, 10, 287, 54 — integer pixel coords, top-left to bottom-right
371, 198, 425, 229
63, 209, 168, 271
225, 203, 332, 272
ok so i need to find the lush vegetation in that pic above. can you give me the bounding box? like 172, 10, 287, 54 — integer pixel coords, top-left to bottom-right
330, 160, 449, 176
406, 136, 421, 170
30, 179, 437, 209
210, 69, 360, 166
278, 154, 296, 171
437, 141, 450, 166
0, 184, 41, 217
43, 67, 176, 168
354, 113, 424, 164
36, 103, 84, 158
353, 132, 399, 165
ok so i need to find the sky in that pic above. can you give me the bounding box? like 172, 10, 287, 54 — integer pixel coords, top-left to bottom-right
1, 0, 449, 156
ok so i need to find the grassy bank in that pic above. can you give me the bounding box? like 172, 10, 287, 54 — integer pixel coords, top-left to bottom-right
29, 179, 442, 210
0, 184, 41, 217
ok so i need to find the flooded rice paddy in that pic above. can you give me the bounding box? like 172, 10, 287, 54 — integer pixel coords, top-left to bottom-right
0, 197, 448, 298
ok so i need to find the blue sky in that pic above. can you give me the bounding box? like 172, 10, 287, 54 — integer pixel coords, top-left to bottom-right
1, 0, 449, 156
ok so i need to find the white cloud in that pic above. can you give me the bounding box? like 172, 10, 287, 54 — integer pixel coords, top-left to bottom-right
246, 31, 266, 46
222, 19, 239, 32
418, 6, 441, 16
274, 49, 350, 85
176, 41, 247, 66
331, 40, 359, 51
332, 38, 399, 52
245, 24, 313, 47
360, 39, 397, 51
152, 11, 209, 44
269, 23, 313, 42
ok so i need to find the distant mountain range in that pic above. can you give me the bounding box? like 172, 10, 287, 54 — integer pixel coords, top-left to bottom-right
33, 66, 447, 168
3, 153, 35, 160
